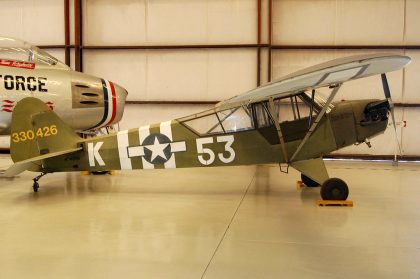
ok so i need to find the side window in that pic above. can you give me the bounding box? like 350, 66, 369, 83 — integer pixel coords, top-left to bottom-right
217, 107, 254, 133
182, 114, 224, 135
0, 47, 32, 62
253, 102, 273, 128
275, 95, 316, 123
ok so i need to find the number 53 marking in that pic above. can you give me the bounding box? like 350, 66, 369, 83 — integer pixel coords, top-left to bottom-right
196, 135, 235, 165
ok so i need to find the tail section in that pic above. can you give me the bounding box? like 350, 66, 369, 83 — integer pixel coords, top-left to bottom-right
10, 97, 81, 168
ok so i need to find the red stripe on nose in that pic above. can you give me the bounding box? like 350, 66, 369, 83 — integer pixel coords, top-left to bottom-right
106, 81, 117, 126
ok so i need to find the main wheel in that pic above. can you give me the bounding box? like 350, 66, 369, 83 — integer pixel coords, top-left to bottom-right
301, 174, 320, 187
320, 178, 349, 200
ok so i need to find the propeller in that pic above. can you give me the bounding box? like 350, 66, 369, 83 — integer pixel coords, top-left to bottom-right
381, 73, 402, 156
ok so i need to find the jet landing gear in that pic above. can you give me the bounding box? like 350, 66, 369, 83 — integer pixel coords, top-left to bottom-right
32, 172, 47, 192
320, 178, 349, 201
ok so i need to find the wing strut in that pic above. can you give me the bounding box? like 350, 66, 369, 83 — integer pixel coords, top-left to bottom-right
290, 83, 342, 162
268, 97, 289, 164
308, 89, 315, 127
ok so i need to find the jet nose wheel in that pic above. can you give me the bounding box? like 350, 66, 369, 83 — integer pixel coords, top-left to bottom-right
320, 178, 349, 200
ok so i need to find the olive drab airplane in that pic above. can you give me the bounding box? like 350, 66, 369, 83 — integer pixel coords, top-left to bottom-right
0, 37, 128, 135
2, 53, 411, 201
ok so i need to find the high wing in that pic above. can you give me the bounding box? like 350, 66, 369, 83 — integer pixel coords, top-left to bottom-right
217, 53, 411, 110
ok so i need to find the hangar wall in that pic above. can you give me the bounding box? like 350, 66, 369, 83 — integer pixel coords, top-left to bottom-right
0, 0, 419, 158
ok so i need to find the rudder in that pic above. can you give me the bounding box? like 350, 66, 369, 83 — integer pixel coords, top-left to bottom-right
10, 97, 81, 167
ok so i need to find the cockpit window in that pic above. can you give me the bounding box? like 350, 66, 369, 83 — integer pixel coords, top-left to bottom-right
0, 37, 66, 68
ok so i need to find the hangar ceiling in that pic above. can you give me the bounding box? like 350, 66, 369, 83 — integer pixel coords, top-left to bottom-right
0, 0, 419, 159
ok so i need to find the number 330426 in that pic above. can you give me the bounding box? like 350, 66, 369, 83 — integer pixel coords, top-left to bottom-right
11, 125, 58, 143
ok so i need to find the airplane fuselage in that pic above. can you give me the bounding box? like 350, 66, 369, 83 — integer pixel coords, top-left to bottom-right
38, 99, 388, 174
0, 64, 127, 134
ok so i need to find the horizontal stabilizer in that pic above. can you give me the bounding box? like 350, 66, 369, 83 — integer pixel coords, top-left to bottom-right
3, 147, 82, 177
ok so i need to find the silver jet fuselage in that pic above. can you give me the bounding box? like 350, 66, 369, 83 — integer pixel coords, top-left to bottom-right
0, 37, 127, 135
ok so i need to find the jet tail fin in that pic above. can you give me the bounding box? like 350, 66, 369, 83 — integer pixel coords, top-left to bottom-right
9, 97, 82, 172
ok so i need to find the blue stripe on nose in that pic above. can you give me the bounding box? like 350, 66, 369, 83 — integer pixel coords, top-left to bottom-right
90, 78, 109, 129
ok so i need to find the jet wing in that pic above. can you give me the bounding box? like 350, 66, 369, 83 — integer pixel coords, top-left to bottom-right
217, 53, 411, 110
2, 147, 82, 177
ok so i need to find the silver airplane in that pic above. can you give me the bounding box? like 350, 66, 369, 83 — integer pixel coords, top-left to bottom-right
0, 37, 128, 135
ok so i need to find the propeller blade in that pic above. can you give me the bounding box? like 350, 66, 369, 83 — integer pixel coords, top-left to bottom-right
381, 73, 391, 99
381, 73, 402, 156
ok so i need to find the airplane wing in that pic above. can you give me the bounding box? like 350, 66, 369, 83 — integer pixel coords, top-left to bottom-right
2, 147, 82, 177
217, 53, 411, 110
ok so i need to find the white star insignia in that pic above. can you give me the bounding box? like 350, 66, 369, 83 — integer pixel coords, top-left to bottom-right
145, 137, 169, 162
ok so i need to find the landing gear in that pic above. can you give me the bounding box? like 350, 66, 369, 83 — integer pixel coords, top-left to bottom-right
320, 178, 349, 200
32, 172, 47, 193
301, 174, 320, 187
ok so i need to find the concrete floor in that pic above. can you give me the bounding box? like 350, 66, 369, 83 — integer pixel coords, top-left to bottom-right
0, 155, 419, 279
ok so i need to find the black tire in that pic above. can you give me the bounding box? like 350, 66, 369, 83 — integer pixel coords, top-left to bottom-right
320, 178, 349, 200
301, 174, 320, 187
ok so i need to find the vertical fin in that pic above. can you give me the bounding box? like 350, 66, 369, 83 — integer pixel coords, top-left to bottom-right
10, 97, 81, 167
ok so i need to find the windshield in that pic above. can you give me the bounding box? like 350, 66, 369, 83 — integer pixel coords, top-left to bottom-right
0, 37, 67, 68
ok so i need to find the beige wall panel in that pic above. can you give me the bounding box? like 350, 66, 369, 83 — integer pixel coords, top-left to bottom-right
83, 50, 147, 101
207, 50, 257, 100
84, 0, 256, 45
401, 108, 420, 155
84, 0, 147, 45
206, 0, 256, 44
0, 0, 64, 45
84, 49, 256, 102
272, 0, 336, 45
402, 50, 420, 103
273, 0, 404, 45
271, 49, 404, 102
147, 49, 256, 101
147, 1, 207, 44
0, 136, 10, 149
404, 0, 420, 44
149, 0, 256, 44
333, 107, 404, 156
336, 0, 404, 45
146, 50, 207, 101
119, 104, 213, 131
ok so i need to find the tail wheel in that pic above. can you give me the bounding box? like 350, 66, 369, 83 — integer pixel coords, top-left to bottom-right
320, 178, 349, 200
33, 182, 39, 192
301, 174, 320, 187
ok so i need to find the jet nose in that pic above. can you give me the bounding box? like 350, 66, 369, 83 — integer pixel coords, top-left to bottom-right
112, 82, 128, 103
109, 81, 128, 125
